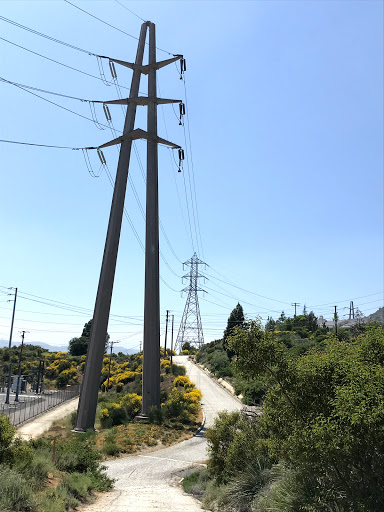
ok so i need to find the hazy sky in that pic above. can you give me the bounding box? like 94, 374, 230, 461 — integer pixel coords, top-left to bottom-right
0, 0, 383, 351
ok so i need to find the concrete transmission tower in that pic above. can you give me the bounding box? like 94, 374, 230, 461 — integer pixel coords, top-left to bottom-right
176, 253, 207, 352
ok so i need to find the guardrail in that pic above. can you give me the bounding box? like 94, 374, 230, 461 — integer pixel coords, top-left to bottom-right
0, 384, 80, 427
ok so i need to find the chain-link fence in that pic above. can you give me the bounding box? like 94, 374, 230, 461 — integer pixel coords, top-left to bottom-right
0, 384, 80, 427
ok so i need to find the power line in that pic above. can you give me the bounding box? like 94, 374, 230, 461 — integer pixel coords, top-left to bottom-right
114, 0, 146, 23
0, 75, 118, 130
64, 0, 172, 55
157, 78, 192, 257
0, 77, 91, 102
307, 292, 383, 308
182, 77, 205, 259
205, 270, 292, 305
0, 139, 82, 150
0, 36, 130, 90
0, 15, 96, 55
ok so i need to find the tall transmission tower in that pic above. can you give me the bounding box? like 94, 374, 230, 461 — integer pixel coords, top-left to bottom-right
176, 253, 207, 352
75, 21, 183, 430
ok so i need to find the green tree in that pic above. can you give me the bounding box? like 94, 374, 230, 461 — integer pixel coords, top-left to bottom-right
264, 316, 276, 331
223, 303, 244, 359
68, 319, 109, 356
223, 303, 245, 340
228, 322, 384, 511
68, 336, 89, 356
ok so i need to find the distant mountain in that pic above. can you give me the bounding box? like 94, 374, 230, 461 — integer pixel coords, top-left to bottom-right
0, 339, 69, 352
365, 307, 384, 325
0, 339, 138, 354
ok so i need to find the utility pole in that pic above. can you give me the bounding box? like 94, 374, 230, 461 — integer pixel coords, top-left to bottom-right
15, 330, 27, 402
170, 314, 174, 368
5, 287, 17, 404
35, 359, 42, 394
75, 21, 183, 429
141, 22, 182, 416
75, 23, 147, 431
292, 303, 300, 317
334, 306, 338, 334
164, 310, 170, 356
106, 340, 120, 391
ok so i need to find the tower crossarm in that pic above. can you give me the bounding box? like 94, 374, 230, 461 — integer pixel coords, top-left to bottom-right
102, 97, 182, 106
105, 55, 182, 75
96, 128, 181, 150
182, 272, 206, 280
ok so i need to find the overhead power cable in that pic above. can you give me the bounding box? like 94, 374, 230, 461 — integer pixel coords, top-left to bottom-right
182, 76, 205, 258
64, 0, 172, 55
114, 0, 146, 22
205, 271, 292, 305
0, 15, 96, 55
307, 292, 383, 308
0, 139, 82, 150
0, 36, 130, 91
0, 77, 90, 102
0, 75, 118, 130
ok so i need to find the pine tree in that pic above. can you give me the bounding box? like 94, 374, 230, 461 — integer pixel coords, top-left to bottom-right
223, 303, 245, 340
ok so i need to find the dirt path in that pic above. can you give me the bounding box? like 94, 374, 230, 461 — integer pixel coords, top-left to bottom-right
80, 356, 241, 511
17, 397, 79, 440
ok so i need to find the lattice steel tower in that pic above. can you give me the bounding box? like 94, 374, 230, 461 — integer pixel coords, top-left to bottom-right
176, 253, 207, 351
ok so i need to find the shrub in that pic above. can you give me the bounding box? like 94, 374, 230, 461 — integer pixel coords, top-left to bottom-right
0, 465, 36, 511
88, 467, 114, 491
0, 415, 15, 463
121, 393, 142, 419
148, 406, 164, 425
206, 411, 269, 484
171, 364, 186, 376
174, 375, 193, 387
38, 486, 67, 512
100, 402, 126, 428
163, 389, 187, 418
63, 472, 93, 501
9, 438, 34, 469
102, 440, 120, 457
23, 448, 56, 489
55, 436, 101, 473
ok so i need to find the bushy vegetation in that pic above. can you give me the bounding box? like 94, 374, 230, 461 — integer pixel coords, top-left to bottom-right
93, 370, 202, 455
194, 321, 384, 512
0, 415, 113, 512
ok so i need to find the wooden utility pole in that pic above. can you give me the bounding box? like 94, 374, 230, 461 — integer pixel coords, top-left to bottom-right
164, 310, 170, 356
170, 314, 174, 368
334, 306, 338, 334
15, 330, 27, 402
292, 302, 300, 317
106, 340, 120, 391
5, 287, 17, 404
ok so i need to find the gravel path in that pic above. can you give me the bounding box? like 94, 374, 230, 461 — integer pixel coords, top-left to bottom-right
17, 397, 79, 440
81, 356, 242, 512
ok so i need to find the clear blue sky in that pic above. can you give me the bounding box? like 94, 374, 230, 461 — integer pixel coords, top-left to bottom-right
0, 0, 383, 351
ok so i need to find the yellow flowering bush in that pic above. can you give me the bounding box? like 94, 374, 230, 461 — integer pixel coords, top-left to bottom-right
100, 402, 126, 428
121, 393, 142, 419
174, 375, 193, 388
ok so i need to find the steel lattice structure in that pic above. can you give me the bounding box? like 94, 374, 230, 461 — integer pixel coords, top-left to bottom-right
176, 253, 207, 351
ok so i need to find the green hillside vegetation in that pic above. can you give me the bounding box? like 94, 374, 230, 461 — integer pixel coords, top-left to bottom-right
196, 304, 383, 405
188, 321, 384, 511
0, 319, 203, 511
